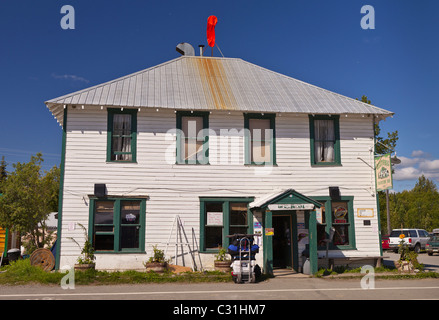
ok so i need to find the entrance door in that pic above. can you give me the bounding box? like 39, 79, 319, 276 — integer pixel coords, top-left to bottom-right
272, 215, 292, 268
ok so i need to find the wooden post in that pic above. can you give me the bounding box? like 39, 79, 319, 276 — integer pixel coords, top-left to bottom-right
263, 210, 273, 275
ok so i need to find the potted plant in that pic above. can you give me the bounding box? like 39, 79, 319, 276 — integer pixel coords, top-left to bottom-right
144, 245, 168, 273
214, 246, 231, 272
68, 223, 96, 271
395, 234, 422, 272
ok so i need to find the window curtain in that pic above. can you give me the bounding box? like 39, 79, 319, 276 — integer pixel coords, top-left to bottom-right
181, 116, 204, 162
249, 119, 272, 163
113, 114, 132, 161
314, 119, 334, 162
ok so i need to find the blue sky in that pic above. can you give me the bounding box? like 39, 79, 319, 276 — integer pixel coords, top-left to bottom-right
0, 0, 438, 192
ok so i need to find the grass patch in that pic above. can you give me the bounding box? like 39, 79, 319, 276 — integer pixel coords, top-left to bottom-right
0, 259, 233, 286
0, 259, 63, 285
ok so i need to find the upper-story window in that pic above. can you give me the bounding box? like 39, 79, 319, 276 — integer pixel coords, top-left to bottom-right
107, 108, 137, 162
244, 113, 276, 165
309, 115, 340, 166
176, 111, 209, 164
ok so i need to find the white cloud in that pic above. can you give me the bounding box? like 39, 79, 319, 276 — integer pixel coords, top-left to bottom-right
397, 156, 420, 168
394, 151, 439, 182
51, 73, 90, 83
411, 150, 431, 158
419, 159, 439, 171
393, 166, 422, 181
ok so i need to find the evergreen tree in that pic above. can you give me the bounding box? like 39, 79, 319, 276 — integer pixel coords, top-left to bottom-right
384, 176, 439, 232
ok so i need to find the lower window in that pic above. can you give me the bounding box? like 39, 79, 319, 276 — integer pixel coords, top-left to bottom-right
91, 198, 146, 253
331, 201, 350, 246
200, 198, 254, 251
315, 197, 355, 250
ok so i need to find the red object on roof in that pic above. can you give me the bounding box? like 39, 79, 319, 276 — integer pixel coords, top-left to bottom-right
207, 15, 218, 47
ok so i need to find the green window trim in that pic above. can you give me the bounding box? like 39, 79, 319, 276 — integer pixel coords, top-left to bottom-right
88, 197, 146, 254
309, 115, 341, 166
199, 197, 254, 253
244, 113, 276, 165
176, 111, 209, 165
312, 196, 356, 250
107, 108, 137, 163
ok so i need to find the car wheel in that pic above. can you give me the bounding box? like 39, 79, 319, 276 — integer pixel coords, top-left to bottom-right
414, 244, 421, 254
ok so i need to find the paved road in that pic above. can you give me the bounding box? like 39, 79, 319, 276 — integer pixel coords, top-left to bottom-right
0, 252, 437, 307
1, 277, 438, 301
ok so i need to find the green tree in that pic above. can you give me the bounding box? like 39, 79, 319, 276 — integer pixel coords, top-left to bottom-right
357, 95, 399, 155
0, 153, 59, 252
0, 156, 7, 194
386, 176, 439, 231
358, 95, 399, 233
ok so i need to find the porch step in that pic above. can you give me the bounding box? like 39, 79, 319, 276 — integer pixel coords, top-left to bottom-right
273, 268, 310, 278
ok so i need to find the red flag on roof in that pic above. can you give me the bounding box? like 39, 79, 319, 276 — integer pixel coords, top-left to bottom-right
207, 15, 218, 47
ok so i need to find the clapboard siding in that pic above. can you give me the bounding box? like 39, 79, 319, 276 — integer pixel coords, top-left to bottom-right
59, 106, 381, 270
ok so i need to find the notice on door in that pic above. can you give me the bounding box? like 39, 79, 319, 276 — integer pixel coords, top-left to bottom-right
265, 228, 274, 236
297, 223, 309, 245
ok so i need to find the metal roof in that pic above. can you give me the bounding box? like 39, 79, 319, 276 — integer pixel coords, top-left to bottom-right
46, 56, 393, 125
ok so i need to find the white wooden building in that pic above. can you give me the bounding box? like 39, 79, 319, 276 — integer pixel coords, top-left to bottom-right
46, 55, 393, 274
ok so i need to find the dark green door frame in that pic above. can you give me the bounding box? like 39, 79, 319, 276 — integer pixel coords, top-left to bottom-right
263, 209, 318, 275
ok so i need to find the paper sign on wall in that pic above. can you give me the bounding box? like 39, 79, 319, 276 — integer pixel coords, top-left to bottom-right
357, 208, 374, 218
206, 212, 223, 226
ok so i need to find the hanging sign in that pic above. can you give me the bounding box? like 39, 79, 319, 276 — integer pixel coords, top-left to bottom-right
375, 153, 393, 191
267, 203, 315, 211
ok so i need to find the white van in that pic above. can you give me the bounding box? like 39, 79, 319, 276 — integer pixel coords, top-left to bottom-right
388, 229, 430, 253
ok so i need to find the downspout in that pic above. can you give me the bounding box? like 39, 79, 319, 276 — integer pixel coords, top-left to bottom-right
55, 106, 68, 270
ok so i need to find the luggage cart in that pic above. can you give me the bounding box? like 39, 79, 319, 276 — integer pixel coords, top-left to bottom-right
227, 234, 261, 284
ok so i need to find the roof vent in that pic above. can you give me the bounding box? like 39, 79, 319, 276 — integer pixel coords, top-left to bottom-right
176, 42, 195, 56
